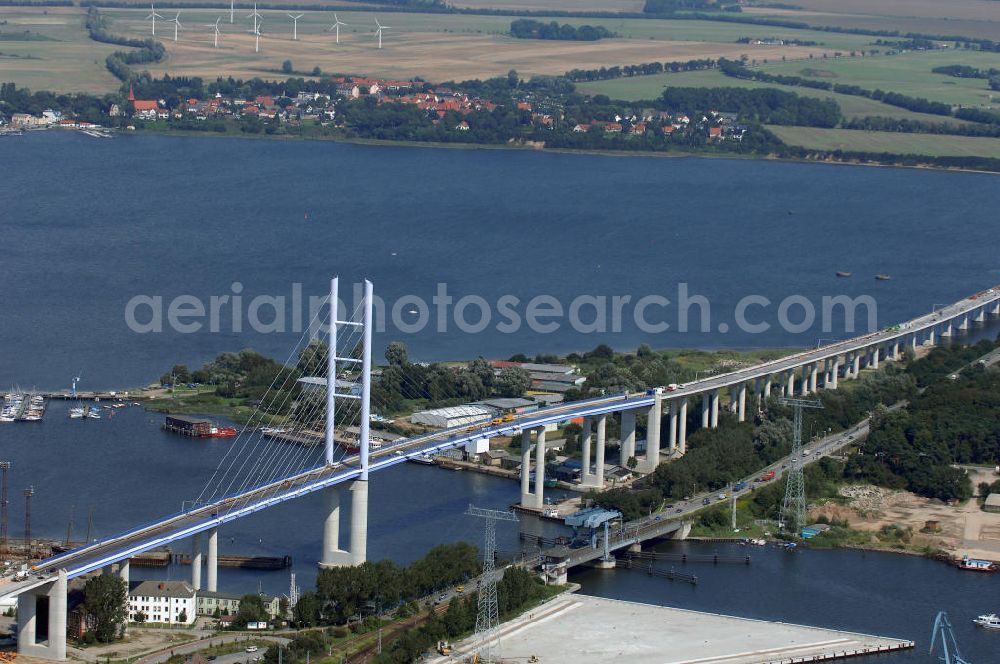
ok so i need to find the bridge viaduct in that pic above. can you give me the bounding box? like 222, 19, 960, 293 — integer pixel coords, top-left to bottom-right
4, 282, 1000, 660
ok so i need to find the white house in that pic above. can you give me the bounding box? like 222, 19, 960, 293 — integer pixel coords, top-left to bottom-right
129, 580, 197, 625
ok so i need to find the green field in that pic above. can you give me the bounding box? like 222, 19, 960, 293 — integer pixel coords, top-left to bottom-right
756, 50, 1000, 108
0, 8, 130, 93
767, 125, 1000, 159
577, 68, 975, 125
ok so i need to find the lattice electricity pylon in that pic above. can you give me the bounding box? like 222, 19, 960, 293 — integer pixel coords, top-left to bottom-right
778, 397, 823, 534
465, 505, 519, 664
930, 611, 972, 664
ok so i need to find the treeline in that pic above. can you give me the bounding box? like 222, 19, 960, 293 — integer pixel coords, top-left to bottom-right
718, 57, 956, 119
291, 543, 480, 626
932, 64, 1000, 79
84, 6, 165, 82
509, 19, 614, 41
644, 0, 741, 12
843, 115, 1000, 138
660, 86, 841, 127
0, 0, 71, 5
0, 81, 112, 123
565, 58, 716, 82
80, 0, 444, 8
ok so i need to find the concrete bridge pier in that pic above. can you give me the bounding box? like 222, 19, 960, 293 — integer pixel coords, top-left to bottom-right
709, 389, 719, 428
595, 415, 607, 487
958, 314, 969, 331
975, 308, 986, 324
520, 432, 535, 504
763, 375, 772, 400
677, 400, 688, 454
829, 359, 839, 389
620, 410, 636, 467
321, 481, 370, 566
579, 418, 593, 486
667, 400, 678, 454
890, 341, 900, 360
910, 334, 918, 351
534, 427, 547, 509
191, 533, 202, 590
870, 347, 880, 370
786, 370, 796, 397
642, 393, 662, 473
206, 527, 218, 592
321, 486, 350, 567
927, 328, 936, 345
851, 353, 861, 377
808, 363, 818, 394
17, 569, 67, 661
736, 383, 747, 422
119, 559, 130, 587
992, 301, 1000, 317
701, 393, 710, 429
941, 321, 953, 337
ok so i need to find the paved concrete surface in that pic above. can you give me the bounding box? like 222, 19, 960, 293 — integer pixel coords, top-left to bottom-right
435, 594, 912, 664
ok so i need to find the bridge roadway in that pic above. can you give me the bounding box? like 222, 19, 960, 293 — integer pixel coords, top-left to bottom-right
9, 284, 1000, 594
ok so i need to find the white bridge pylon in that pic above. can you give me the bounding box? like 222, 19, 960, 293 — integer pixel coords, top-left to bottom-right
321, 276, 374, 568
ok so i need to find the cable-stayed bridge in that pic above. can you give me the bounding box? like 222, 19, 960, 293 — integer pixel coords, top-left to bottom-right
5, 279, 1000, 660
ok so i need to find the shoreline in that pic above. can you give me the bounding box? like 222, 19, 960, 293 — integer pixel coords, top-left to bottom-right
28, 125, 1000, 176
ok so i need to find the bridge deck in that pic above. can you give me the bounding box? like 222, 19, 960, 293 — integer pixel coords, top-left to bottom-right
8, 284, 998, 594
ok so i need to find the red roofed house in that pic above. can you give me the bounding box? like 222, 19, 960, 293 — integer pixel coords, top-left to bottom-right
708, 126, 723, 138
128, 86, 159, 120
516, 102, 532, 111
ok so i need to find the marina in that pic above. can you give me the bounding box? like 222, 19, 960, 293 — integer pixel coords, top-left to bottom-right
1, 392, 46, 422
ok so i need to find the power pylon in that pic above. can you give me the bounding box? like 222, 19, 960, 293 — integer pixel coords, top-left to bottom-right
778, 398, 822, 534
0, 461, 10, 560
465, 504, 519, 664
23, 485, 34, 561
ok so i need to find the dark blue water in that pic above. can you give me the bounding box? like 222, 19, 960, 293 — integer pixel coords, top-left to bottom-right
3, 132, 999, 662
2, 132, 1000, 390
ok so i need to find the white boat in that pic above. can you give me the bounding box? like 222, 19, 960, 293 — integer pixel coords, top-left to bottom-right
69, 408, 85, 419
974, 613, 1000, 629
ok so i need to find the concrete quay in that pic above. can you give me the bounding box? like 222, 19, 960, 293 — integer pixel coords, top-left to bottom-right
437, 594, 913, 664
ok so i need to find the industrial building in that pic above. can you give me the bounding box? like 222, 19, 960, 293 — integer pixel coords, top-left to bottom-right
409, 404, 496, 428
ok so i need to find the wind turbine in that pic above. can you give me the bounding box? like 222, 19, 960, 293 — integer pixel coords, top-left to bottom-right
170, 11, 182, 42
249, 20, 263, 53
146, 3, 163, 36
229, 0, 234, 24
373, 16, 390, 49
206, 17, 221, 48
288, 13, 303, 40
248, 2, 262, 35
328, 13, 347, 44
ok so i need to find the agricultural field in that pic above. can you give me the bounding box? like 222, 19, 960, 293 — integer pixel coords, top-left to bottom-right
744, 0, 1000, 42
0, 7, 129, 93
767, 125, 1000, 159
452, 0, 644, 11
576, 67, 976, 125
91, 8, 848, 84
756, 50, 1000, 108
